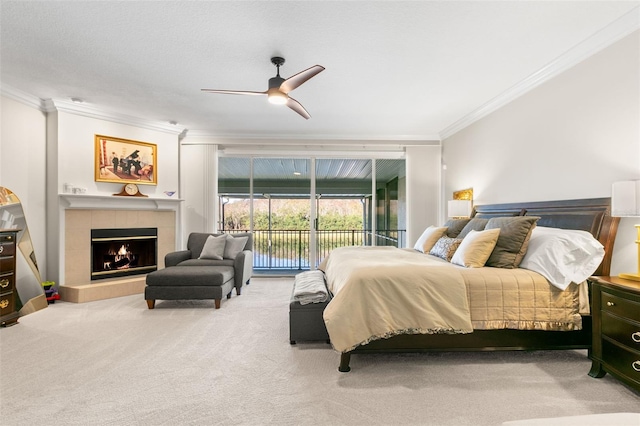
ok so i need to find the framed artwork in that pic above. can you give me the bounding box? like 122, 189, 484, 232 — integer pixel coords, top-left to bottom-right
95, 135, 157, 185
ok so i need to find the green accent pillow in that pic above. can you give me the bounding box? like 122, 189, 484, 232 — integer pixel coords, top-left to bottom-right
457, 218, 489, 239
484, 216, 539, 268
443, 218, 471, 238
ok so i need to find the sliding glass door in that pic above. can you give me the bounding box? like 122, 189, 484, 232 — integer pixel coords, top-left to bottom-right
218, 156, 406, 272
253, 158, 311, 270
315, 158, 371, 266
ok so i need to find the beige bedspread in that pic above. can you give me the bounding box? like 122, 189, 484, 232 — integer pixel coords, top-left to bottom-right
320, 246, 474, 353
320, 246, 583, 353
458, 266, 582, 331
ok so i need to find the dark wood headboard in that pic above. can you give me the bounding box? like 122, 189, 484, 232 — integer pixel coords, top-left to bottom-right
472, 198, 619, 276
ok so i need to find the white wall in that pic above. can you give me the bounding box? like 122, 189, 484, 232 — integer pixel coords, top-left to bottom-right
406, 145, 442, 246
443, 31, 640, 275
54, 111, 180, 197
0, 95, 48, 300
179, 143, 218, 245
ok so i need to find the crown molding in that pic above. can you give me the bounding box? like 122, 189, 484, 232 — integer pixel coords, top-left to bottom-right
1, 84, 46, 111
183, 130, 441, 145
1, 85, 186, 135
440, 7, 640, 140
42, 98, 187, 135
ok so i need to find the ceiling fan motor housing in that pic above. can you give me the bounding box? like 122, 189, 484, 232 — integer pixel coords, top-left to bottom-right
268, 75, 285, 90
269, 57, 286, 90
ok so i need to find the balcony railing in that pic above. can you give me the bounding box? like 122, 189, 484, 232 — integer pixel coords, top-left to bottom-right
224, 229, 406, 270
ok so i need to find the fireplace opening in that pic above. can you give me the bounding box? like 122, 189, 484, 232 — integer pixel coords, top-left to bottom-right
91, 228, 157, 280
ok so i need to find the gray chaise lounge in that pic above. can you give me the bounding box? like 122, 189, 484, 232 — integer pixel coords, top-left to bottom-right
145, 232, 253, 309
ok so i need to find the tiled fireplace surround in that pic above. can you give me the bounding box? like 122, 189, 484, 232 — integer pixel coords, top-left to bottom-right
59, 196, 179, 303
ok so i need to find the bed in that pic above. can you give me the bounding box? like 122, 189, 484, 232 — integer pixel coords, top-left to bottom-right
320, 198, 619, 372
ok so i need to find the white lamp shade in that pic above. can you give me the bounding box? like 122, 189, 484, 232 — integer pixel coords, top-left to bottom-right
448, 200, 472, 218
612, 181, 640, 217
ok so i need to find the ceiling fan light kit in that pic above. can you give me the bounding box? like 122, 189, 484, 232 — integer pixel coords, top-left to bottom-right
202, 56, 324, 119
267, 89, 288, 105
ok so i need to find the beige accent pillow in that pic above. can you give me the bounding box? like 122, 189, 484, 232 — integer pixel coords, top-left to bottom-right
451, 228, 501, 268
429, 237, 462, 262
413, 226, 448, 253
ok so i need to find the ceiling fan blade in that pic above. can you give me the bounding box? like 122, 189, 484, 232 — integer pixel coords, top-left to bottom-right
286, 96, 311, 119
201, 89, 266, 96
280, 65, 325, 94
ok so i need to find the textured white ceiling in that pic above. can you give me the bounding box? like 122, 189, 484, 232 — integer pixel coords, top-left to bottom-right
1, 1, 638, 140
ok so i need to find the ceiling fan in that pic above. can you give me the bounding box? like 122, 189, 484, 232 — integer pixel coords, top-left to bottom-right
201, 57, 324, 119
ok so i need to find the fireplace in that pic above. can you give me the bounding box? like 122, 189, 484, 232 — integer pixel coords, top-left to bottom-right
91, 228, 158, 280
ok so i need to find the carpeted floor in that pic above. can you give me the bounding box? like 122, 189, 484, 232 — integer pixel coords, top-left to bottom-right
1, 277, 638, 425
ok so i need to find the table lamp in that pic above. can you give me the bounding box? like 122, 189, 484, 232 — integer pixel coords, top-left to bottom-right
448, 199, 472, 218
612, 180, 640, 281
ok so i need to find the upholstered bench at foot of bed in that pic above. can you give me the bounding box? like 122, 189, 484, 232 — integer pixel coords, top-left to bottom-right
145, 265, 235, 309
289, 287, 332, 345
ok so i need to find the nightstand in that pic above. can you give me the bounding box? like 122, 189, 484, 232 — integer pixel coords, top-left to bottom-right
588, 276, 640, 392
0, 230, 20, 327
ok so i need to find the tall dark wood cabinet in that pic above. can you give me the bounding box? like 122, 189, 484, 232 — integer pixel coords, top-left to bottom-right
588, 276, 640, 392
0, 229, 20, 327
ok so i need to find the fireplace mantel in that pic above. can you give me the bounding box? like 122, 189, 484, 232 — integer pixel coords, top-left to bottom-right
60, 194, 182, 211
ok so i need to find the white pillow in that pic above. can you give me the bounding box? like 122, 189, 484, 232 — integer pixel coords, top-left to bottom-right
413, 226, 448, 253
224, 235, 249, 259
451, 228, 500, 268
519, 227, 604, 290
199, 234, 227, 260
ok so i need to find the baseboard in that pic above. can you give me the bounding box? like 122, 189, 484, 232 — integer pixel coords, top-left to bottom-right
59, 276, 146, 303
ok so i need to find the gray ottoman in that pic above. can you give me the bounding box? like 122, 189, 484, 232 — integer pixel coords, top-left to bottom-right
289, 286, 332, 344
145, 265, 235, 309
